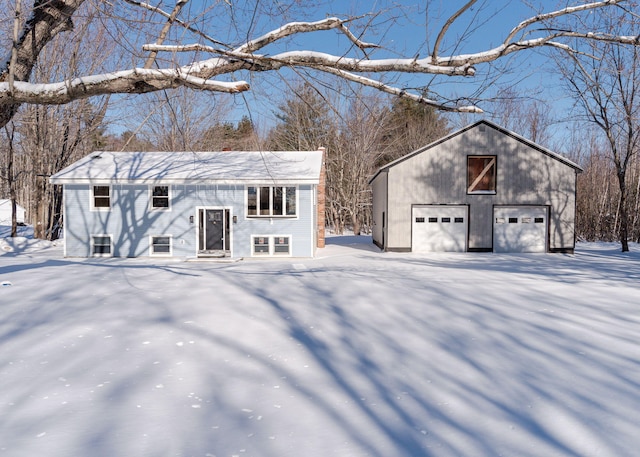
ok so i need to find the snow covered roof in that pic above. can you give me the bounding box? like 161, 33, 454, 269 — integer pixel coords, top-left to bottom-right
50, 150, 324, 185
369, 119, 583, 183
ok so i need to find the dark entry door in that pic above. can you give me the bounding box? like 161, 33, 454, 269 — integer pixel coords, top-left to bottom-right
199, 209, 224, 251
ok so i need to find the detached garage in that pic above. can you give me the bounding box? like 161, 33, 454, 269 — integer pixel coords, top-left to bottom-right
370, 120, 582, 253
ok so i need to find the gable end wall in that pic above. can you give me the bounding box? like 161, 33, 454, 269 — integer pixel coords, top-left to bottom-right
385, 125, 577, 251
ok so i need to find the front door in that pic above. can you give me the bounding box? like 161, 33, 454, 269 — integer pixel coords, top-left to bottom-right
199, 209, 225, 252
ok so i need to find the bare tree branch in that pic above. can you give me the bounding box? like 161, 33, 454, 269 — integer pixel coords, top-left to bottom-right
143, 0, 189, 69
310, 67, 482, 113
121, 0, 230, 48
0, 0, 639, 124
0, 68, 249, 104
432, 0, 477, 63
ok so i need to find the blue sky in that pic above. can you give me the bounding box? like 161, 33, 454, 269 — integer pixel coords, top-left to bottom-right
109, 1, 579, 141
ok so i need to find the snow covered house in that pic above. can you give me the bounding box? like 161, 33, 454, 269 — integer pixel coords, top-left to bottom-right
50, 150, 326, 258
0, 199, 26, 225
370, 120, 582, 253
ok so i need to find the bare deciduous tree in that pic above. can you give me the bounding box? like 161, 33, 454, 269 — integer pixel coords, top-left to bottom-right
558, 13, 640, 252
0, 4, 112, 238
1, 0, 639, 131
487, 86, 555, 147
0, 123, 19, 236
267, 81, 449, 235
132, 88, 235, 152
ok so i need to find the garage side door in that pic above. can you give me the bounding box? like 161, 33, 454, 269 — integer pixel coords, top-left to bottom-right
412, 206, 468, 252
494, 206, 547, 253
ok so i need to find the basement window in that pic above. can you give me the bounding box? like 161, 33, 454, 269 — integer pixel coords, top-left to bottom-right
467, 156, 496, 194
92, 235, 112, 257
150, 235, 172, 256
273, 236, 290, 255
252, 235, 292, 256
253, 236, 270, 255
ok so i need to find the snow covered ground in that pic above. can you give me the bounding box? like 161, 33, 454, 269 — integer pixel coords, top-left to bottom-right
1, 230, 639, 457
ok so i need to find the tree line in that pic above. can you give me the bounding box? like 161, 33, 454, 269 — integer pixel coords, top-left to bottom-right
1, 79, 639, 246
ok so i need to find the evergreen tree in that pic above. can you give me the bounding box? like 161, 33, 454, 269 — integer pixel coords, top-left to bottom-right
377, 97, 449, 166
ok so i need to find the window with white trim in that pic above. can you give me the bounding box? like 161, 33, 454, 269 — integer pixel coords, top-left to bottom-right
150, 235, 172, 256
253, 236, 270, 255
252, 235, 291, 256
273, 236, 290, 255
150, 185, 170, 210
92, 185, 111, 210
92, 235, 112, 257
247, 186, 297, 217
467, 156, 496, 194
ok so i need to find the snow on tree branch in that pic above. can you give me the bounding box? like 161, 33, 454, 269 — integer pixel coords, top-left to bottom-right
0, 0, 639, 120
503, 0, 627, 44
0, 68, 249, 104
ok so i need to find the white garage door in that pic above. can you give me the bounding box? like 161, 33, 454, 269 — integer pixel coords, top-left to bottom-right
412, 206, 468, 252
493, 206, 547, 253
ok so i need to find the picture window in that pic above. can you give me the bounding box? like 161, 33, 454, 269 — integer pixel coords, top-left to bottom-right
247, 186, 297, 217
